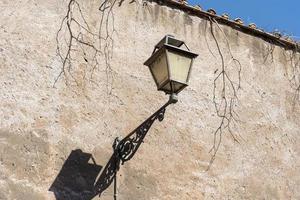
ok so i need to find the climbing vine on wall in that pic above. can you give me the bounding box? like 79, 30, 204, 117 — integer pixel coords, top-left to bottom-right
284, 49, 300, 106
263, 42, 275, 64
55, 0, 118, 94
205, 17, 243, 169
262, 41, 300, 106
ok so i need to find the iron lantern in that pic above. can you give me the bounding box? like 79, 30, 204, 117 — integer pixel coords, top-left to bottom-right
144, 35, 198, 95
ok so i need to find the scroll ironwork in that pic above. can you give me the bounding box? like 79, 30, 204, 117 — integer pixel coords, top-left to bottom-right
93, 99, 174, 197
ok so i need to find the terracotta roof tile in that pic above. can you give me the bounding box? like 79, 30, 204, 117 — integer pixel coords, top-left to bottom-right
149, 0, 300, 52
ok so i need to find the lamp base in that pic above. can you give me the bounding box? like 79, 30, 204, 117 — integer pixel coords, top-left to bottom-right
169, 93, 178, 104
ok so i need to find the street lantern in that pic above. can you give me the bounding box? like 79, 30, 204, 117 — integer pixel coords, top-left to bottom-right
144, 35, 198, 96
68, 36, 199, 198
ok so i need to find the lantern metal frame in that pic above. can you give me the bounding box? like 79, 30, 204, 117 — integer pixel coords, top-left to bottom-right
144, 35, 198, 95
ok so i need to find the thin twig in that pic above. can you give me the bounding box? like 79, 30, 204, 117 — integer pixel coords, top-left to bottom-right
207, 17, 242, 170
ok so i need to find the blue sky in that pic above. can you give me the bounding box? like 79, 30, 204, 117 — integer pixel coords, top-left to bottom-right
188, 0, 300, 40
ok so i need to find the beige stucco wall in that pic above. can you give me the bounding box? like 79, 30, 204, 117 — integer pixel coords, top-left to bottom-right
0, 0, 300, 199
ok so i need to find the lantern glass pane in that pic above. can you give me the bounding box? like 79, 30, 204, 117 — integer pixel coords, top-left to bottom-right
167, 50, 192, 83
150, 51, 168, 87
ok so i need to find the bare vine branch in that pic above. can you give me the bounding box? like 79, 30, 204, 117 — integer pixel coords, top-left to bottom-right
55, 0, 118, 94
284, 49, 300, 106
206, 17, 242, 169
55, 0, 100, 86
98, 0, 118, 94
263, 42, 275, 64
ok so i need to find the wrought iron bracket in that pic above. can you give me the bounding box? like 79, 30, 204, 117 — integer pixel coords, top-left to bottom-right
115, 94, 177, 165
92, 94, 178, 198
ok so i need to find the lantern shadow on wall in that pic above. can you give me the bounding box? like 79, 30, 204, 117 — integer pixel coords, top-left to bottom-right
49, 35, 198, 199
49, 149, 102, 200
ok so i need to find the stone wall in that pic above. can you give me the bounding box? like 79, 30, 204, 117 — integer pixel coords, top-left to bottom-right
0, 0, 299, 199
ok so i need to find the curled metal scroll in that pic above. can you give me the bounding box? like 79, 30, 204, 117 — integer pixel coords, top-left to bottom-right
93, 100, 173, 197
116, 106, 167, 164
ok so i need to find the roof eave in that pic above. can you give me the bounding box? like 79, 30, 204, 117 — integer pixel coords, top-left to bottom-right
149, 0, 300, 52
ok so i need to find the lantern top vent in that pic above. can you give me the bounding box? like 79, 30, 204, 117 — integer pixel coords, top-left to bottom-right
151, 35, 192, 54
145, 35, 198, 67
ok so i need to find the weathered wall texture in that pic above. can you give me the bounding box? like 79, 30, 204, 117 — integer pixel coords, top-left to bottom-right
1, 0, 300, 199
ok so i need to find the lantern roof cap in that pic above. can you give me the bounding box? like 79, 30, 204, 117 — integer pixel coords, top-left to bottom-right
144, 36, 198, 67
151, 35, 195, 56
155, 35, 184, 50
